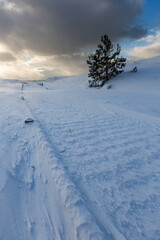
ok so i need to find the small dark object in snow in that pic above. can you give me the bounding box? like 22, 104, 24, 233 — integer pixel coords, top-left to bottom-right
21, 96, 25, 100
131, 66, 137, 73
21, 84, 24, 91
105, 84, 112, 89
69, 128, 71, 132
31, 166, 36, 171
60, 149, 65, 153
25, 118, 34, 123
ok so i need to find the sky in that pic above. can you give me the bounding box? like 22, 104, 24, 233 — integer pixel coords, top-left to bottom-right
0, 0, 159, 80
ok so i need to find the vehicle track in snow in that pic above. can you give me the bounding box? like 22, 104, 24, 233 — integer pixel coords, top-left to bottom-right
0, 87, 74, 240
23, 85, 160, 240
21, 87, 121, 240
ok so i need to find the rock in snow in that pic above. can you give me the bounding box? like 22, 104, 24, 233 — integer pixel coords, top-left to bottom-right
24, 118, 34, 123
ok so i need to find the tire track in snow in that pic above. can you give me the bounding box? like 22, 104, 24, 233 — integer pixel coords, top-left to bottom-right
23, 88, 160, 240
0, 85, 68, 240
22, 91, 126, 240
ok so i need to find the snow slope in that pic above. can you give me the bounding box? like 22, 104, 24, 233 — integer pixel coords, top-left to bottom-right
0, 56, 160, 240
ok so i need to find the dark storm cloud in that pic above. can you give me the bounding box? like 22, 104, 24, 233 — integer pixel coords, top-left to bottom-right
0, 0, 146, 55
0, 5, 14, 35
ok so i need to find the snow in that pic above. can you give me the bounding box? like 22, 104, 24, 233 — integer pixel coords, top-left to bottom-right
1, 56, 160, 239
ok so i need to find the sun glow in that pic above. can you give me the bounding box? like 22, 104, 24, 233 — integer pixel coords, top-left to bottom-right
0, 43, 9, 53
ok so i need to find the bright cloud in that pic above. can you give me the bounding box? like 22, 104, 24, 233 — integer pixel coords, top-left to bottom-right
127, 30, 160, 59
0, 51, 88, 80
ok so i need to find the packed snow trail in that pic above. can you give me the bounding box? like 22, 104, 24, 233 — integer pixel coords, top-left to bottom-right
0, 82, 124, 239
24, 85, 160, 240
22, 87, 125, 239
0, 81, 76, 240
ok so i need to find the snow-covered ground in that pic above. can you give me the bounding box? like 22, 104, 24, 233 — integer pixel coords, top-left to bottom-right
0, 56, 160, 240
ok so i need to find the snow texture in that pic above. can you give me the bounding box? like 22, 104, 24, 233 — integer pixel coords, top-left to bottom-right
0, 56, 160, 239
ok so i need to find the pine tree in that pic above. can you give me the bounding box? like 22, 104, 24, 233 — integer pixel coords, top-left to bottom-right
87, 35, 126, 87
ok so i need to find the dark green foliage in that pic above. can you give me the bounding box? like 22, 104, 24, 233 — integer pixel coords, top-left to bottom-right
87, 35, 126, 87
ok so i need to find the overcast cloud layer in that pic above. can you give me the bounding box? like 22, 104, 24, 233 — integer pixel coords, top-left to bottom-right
0, 0, 146, 79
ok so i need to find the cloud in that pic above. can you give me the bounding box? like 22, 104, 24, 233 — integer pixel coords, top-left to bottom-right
127, 30, 160, 59
0, 0, 147, 79
0, 52, 88, 80
0, 0, 146, 55
0, 52, 16, 62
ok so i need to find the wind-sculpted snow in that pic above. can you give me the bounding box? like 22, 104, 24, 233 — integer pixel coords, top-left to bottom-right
24, 99, 110, 240
0, 56, 160, 239
24, 87, 160, 240
0, 80, 118, 239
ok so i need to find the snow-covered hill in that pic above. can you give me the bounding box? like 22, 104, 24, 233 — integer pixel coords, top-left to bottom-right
0, 56, 160, 240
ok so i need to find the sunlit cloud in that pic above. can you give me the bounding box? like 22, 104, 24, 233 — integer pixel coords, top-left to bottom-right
0, 50, 88, 80
126, 30, 160, 59
0, 43, 10, 53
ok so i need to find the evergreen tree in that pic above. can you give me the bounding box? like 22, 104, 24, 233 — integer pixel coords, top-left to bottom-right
87, 35, 126, 87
